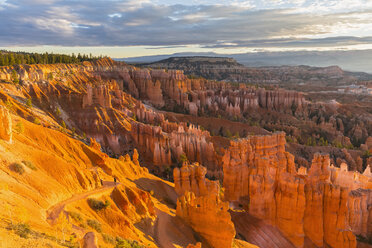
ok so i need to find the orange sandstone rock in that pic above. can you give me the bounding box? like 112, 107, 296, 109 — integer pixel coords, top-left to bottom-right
223, 132, 370, 248
89, 138, 102, 151
176, 192, 235, 248
0, 105, 12, 142
187, 242, 202, 248
173, 162, 219, 197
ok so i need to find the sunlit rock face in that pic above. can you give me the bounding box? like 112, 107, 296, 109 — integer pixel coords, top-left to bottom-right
0, 105, 12, 143
173, 162, 219, 197
223, 133, 371, 248
176, 192, 235, 248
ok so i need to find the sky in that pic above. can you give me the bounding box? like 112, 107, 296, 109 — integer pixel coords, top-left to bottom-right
1, 0, 372, 58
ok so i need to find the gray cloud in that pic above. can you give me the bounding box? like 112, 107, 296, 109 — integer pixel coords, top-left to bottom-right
0, 0, 371, 48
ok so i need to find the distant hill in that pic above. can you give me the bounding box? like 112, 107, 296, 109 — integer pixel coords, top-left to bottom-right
116, 50, 372, 74
129, 55, 372, 84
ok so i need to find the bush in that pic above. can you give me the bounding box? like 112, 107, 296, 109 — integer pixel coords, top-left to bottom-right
363, 150, 371, 157
8, 223, 32, 238
26, 98, 32, 108
10, 163, 25, 175
48, 73, 53, 80
56, 107, 61, 116
102, 233, 115, 244
5, 99, 13, 111
86, 219, 102, 233
115, 237, 144, 248
11, 70, 19, 85
33, 117, 41, 125
68, 211, 83, 223
179, 154, 188, 164
15, 122, 24, 134
87, 198, 110, 211
22, 160, 37, 170
226, 129, 232, 138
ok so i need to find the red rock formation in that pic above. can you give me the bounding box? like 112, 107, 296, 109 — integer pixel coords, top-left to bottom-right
187, 243, 202, 248
176, 192, 235, 248
111, 185, 156, 222
0, 105, 12, 143
223, 133, 371, 248
323, 184, 357, 248
223, 132, 294, 202
173, 162, 219, 197
275, 175, 306, 247
89, 138, 102, 151
82, 85, 112, 109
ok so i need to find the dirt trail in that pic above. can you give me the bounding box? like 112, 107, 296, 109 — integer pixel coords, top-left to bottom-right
46, 181, 117, 225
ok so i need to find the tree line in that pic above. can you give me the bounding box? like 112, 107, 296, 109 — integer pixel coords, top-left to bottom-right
0, 50, 103, 66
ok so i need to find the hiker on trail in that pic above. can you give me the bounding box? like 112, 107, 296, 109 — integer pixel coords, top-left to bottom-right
114, 177, 117, 184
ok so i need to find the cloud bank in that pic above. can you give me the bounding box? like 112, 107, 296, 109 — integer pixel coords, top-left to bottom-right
1, 0, 372, 50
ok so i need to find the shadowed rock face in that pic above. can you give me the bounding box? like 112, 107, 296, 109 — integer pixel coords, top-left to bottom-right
0, 105, 12, 143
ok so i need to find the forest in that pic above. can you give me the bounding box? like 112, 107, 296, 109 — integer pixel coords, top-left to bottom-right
0, 50, 102, 66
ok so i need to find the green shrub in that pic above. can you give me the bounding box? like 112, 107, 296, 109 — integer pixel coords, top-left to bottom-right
11, 70, 19, 85
8, 223, 32, 238
33, 117, 41, 125
61, 120, 66, 129
22, 160, 37, 170
179, 154, 188, 164
87, 198, 110, 211
5, 99, 13, 111
48, 73, 53, 80
15, 122, 24, 134
56, 107, 61, 116
10, 163, 25, 175
115, 237, 144, 248
86, 219, 102, 232
102, 233, 115, 244
226, 129, 232, 138
26, 98, 32, 108
363, 150, 371, 157
68, 211, 83, 223
78, 222, 88, 229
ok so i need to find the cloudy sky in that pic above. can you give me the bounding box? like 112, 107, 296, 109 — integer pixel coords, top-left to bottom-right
1, 0, 372, 57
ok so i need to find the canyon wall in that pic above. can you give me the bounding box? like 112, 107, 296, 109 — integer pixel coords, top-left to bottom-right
223, 134, 372, 248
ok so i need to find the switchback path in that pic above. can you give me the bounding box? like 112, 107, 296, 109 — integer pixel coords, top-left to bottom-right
46, 181, 118, 225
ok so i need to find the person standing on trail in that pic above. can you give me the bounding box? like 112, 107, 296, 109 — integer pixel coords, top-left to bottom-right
114, 177, 117, 184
